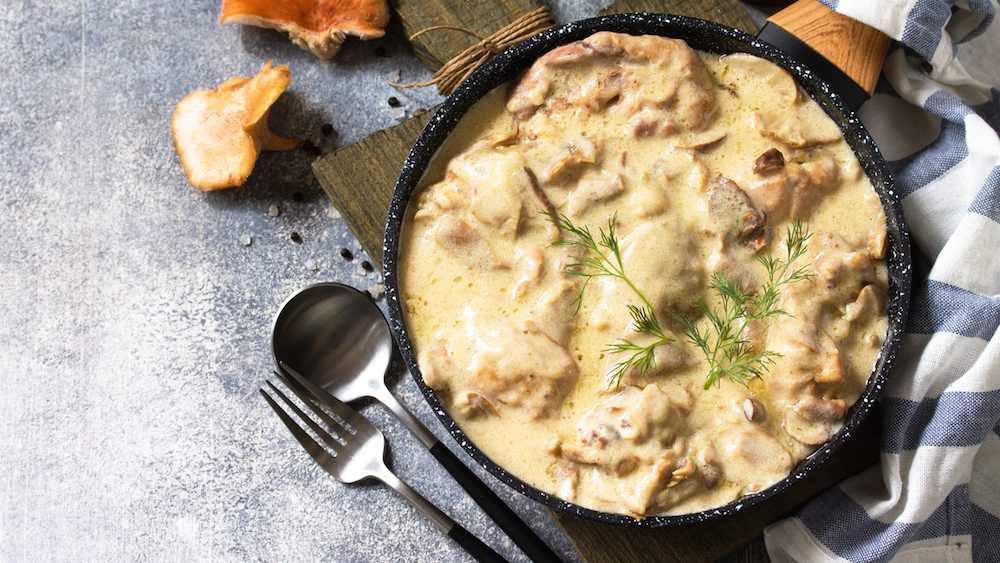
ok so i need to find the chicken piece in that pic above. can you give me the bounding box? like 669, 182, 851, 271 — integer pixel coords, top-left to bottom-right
410, 137, 528, 225
566, 170, 626, 217
171, 61, 299, 191
740, 163, 801, 221
867, 227, 888, 259
432, 216, 506, 270
801, 151, 839, 190
812, 232, 878, 303
740, 151, 839, 222
525, 281, 578, 347
411, 175, 470, 222
618, 445, 702, 516
589, 222, 702, 334
646, 150, 712, 194
434, 142, 532, 236
560, 385, 687, 480
714, 426, 794, 492
844, 284, 884, 324
618, 385, 686, 444
628, 185, 670, 218
549, 461, 580, 500
507, 32, 715, 139
763, 233, 884, 448
220, 0, 389, 59
417, 306, 578, 420
768, 306, 845, 390
471, 182, 523, 235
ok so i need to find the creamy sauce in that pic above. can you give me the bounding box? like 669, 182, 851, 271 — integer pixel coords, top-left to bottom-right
398, 33, 888, 517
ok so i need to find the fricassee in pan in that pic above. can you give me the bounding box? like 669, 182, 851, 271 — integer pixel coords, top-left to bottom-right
398, 32, 888, 517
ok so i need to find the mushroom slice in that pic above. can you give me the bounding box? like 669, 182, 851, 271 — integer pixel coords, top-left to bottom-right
220, 0, 389, 59
719, 53, 799, 106
171, 60, 299, 191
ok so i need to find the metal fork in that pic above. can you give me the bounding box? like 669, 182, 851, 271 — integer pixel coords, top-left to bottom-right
260, 367, 507, 563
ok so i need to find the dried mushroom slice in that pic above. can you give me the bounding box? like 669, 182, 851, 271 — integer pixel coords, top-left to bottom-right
171, 60, 298, 191
220, 0, 389, 59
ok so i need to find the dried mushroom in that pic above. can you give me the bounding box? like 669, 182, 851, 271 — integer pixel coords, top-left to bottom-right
171, 60, 298, 191
220, 0, 390, 59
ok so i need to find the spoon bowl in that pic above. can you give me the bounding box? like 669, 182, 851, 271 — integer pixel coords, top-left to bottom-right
271, 282, 393, 404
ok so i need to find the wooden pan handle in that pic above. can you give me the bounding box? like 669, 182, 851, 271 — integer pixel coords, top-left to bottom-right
766, 0, 890, 96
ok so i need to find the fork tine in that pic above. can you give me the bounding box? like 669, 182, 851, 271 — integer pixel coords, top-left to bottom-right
264, 379, 347, 450
278, 361, 367, 431
269, 374, 350, 446
259, 386, 340, 476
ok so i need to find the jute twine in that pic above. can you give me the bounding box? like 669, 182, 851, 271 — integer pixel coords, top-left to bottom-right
390, 6, 556, 96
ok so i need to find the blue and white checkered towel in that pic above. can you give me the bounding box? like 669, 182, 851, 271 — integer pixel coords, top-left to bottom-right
764, 1, 1000, 562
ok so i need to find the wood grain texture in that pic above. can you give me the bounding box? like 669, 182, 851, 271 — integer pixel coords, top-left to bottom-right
600, 0, 756, 34
389, 0, 544, 70
313, 111, 432, 272
767, 0, 889, 94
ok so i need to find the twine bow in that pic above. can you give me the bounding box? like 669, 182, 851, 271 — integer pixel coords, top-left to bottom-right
390, 6, 556, 96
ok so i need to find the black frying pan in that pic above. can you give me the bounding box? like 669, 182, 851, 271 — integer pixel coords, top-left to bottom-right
382, 12, 911, 526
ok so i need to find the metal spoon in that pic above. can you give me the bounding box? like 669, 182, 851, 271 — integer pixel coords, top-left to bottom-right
271, 282, 562, 563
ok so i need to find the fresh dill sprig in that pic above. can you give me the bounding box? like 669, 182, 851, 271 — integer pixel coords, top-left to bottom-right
674, 218, 813, 390
546, 212, 813, 391
602, 304, 675, 386
544, 212, 673, 388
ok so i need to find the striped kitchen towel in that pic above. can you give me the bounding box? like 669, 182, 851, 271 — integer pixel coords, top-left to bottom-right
765, 1, 1000, 562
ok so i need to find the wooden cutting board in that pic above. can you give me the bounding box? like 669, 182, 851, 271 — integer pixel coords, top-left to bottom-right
313, 1, 882, 561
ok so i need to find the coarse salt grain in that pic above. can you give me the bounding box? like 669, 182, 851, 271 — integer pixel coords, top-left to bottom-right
305, 259, 319, 272
369, 283, 385, 299
389, 70, 401, 82
390, 106, 406, 120
268, 204, 279, 217
239, 234, 252, 246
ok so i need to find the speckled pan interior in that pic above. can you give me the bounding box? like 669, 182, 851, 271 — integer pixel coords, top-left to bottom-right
382, 13, 912, 526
